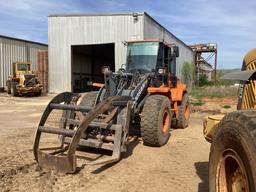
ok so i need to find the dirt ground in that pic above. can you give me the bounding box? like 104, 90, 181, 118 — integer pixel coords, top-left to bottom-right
0, 93, 236, 192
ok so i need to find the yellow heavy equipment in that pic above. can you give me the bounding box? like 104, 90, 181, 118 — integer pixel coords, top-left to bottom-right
6, 62, 43, 96
204, 48, 256, 192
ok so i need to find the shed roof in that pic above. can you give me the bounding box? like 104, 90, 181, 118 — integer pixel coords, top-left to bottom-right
49, 12, 144, 17
0, 35, 47, 47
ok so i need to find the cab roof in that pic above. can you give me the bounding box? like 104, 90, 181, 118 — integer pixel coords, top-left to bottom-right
127, 39, 174, 48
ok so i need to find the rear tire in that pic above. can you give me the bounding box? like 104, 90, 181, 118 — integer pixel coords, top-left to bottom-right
177, 92, 190, 128
140, 95, 172, 147
6, 80, 11, 94
68, 91, 98, 122
209, 110, 256, 192
34, 90, 42, 96
11, 82, 18, 96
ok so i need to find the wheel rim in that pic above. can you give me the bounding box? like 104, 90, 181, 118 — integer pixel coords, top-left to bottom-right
162, 109, 170, 133
184, 103, 189, 121
216, 149, 249, 192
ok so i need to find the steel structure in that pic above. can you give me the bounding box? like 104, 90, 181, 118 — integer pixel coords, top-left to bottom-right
190, 43, 217, 84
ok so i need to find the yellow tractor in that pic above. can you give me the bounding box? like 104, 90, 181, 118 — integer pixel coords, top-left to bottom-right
6, 62, 43, 96
203, 48, 256, 192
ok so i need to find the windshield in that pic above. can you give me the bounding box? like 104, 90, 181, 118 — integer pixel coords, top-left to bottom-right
17, 63, 30, 71
126, 42, 159, 72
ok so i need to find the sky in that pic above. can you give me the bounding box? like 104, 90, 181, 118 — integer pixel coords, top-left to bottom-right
0, 0, 255, 69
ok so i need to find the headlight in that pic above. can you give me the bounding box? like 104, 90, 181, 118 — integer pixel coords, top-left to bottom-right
158, 68, 166, 74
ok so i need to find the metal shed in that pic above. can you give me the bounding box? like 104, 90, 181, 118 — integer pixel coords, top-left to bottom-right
48, 12, 194, 93
0, 35, 48, 90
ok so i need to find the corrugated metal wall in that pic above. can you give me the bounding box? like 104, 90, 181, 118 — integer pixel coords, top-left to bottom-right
0, 37, 47, 89
48, 12, 194, 93
48, 14, 144, 92
144, 14, 194, 79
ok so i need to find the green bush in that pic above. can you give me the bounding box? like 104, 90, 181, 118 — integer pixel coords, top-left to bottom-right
181, 62, 194, 89
198, 74, 213, 86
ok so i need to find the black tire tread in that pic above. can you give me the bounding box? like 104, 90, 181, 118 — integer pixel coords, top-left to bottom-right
209, 110, 256, 192
177, 92, 189, 128
215, 110, 256, 143
6, 80, 11, 94
77, 91, 98, 108
11, 82, 18, 96
140, 95, 171, 147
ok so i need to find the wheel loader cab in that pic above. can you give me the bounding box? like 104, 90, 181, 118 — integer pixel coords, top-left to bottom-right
13, 62, 32, 77
126, 41, 179, 75
12, 62, 33, 86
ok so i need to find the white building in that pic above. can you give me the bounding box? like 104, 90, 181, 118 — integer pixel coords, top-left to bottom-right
48, 12, 194, 93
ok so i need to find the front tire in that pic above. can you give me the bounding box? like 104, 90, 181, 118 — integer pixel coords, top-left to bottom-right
11, 82, 18, 96
6, 80, 11, 94
34, 90, 42, 96
140, 95, 172, 147
209, 110, 256, 192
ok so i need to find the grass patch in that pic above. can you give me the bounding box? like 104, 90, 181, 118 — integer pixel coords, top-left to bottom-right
222, 105, 231, 109
191, 86, 238, 99
191, 100, 205, 106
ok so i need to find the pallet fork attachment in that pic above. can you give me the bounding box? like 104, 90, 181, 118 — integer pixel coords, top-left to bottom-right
33, 92, 131, 173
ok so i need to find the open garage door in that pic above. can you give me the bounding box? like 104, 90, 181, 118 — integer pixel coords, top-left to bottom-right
71, 43, 115, 93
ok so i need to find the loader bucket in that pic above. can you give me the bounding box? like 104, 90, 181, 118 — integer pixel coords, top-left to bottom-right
33, 92, 131, 173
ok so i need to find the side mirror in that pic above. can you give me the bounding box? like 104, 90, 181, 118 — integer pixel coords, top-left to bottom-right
158, 67, 167, 75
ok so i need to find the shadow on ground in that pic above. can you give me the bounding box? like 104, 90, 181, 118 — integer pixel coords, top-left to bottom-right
194, 161, 209, 192
76, 135, 140, 174
91, 137, 140, 174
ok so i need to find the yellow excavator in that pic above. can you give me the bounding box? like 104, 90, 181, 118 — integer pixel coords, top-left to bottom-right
6, 62, 43, 96
203, 48, 256, 192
